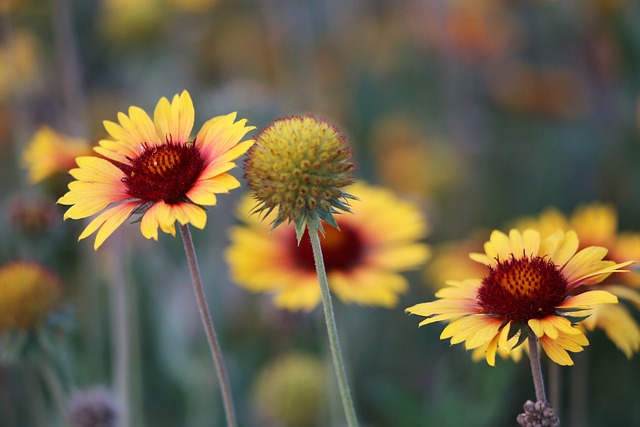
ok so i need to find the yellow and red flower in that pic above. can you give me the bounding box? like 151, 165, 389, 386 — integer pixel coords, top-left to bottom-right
226, 181, 430, 311
58, 91, 254, 249
407, 229, 632, 366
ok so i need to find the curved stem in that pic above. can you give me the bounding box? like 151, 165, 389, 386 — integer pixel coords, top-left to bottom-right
527, 331, 547, 403
179, 224, 237, 427
307, 221, 359, 427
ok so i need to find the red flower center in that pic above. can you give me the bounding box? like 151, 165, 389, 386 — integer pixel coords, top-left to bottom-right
477, 255, 567, 323
120, 141, 205, 203
293, 222, 365, 272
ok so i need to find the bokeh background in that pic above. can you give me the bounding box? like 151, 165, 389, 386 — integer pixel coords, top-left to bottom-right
1, 0, 640, 426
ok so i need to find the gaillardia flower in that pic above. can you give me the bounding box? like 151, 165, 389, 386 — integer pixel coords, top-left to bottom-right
58, 91, 254, 249
0, 262, 62, 331
22, 126, 91, 184
406, 229, 632, 366
243, 115, 355, 239
226, 182, 430, 311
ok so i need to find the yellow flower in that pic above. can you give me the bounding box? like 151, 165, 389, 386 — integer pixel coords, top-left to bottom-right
58, 91, 254, 249
0, 29, 43, 102
407, 229, 632, 366
226, 182, 430, 311
252, 353, 326, 427
22, 126, 92, 184
517, 203, 640, 357
0, 262, 62, 331
100, 0, 166, 44
243, 115, 355, 239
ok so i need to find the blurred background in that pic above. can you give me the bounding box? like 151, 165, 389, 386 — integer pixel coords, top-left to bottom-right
1, 0, 640, 426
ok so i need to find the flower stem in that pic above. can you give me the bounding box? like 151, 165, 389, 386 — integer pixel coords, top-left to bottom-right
179, 224, 237, 427
307, 221, 359, 427
104, 236, 131, 427
38, 359, 68, 422
527, 330, 547, 403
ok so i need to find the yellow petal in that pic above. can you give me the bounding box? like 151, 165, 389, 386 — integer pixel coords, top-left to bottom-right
484, 332, 501, 366
509, 229, 525, 257
592, 304, 640, 358
539, 336, 575, 366
154, 90, 194, 143
559, 290, 618, 308
469, 252, 494, 267
171, 203, 207, 229
548, 230, 578, 267
77, 202, 137, 249
186, 181, 219, 205
153, 202, 178, 236
128, 105, 161, 146
489, 230, 512, 260
196, 113, 254, 160
605, 285, 640, 309
528, 318, 545, 337
140, 203, 161, 240
562, 246, 609, 281
372, 244, 431, 270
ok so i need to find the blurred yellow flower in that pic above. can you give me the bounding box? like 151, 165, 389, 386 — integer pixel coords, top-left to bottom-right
370, 116, 463, 202
517, 203, 640, 357
99, 0, 166, 44
0, 29, 43, 102
58, 90, 254, 249
407, 229, 631, 366
226, 182, 430, 311
22, 126, 92, 184
425, 230, 488, 287
252, 353, 326, 427
0, 262, 62, 331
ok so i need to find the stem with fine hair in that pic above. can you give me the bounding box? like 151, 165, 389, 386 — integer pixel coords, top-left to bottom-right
527, 330, 547, 403
179, 224, 237, 427
307, 220, 359, 427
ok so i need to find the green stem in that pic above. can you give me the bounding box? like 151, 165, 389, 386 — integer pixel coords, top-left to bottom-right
105, 238, 131, 427
179, 224, 237, 427
38, 359, 68, 422
307, 221, 359, 427
527, 330, 547, 403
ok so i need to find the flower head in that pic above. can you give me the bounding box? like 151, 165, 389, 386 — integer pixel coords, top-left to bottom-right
406, 229, 633, 366
7, 195, 58, 236
226, 182, 430, 311
58, 91, 254, 249
68, 387, 120, 427
243, 115, 356, 240
0, 262, 62, 331
22, 126, 92, 184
